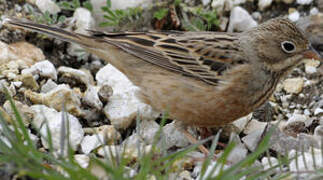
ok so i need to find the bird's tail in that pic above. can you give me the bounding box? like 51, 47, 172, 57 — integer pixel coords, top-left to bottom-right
3, 18, 93, 47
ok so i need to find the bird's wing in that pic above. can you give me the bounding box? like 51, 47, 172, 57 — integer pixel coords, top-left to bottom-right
92, 31, 247, 85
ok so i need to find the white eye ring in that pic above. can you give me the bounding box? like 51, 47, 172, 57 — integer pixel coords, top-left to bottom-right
281, 41, 296, 53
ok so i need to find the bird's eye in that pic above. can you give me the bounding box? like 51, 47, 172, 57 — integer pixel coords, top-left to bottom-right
281, 41, 296, 53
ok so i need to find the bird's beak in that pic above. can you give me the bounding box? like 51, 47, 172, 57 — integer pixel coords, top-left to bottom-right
303, 44, 322, 62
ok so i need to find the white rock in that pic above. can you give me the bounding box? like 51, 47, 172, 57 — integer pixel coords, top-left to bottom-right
288, 11, 300, 22
224, 135, 248, 163
314, 107, 323, 115
137, 120, 160, 144
81, 134, 104, 154
310, 7, 319, 15
22, 60, 57, 80
242, 129, 264, 151
74, 154, 90, 168
296, 0, 313, 5
110, 0, 152, 9
283, 77, 304, 94
261, 157, 279, 172
287, 113, 309, 124
305, 59, 320, 74
232, 113, 252, 133
68, 8, 95, 57
258, 0, 273, 11
178, 170, 193, 180
58, 66, 94, 86
73, 8, 95, 34
12, 81, 22, 88
314, 125, 323, 137
35, 0, 61, 14
0, 41, 44, 67
243, 119, 267, 135
202, 0, 211, 5
161, 122, 190, 149
195, 161, 229, 179
41, 79, 58, 93
98, 144, 152, 161
225, 0, 247, 11
228, 6, 258, 32
83, 86, 103, 110
3, 100, 32, 126
25, 84, 84, 117
97, 65, 159, 129
289, 148, 323, 177
211, 0, 226, 13
30, 105, 84, 153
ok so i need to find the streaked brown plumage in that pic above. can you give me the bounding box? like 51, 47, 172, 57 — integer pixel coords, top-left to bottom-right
3, 18, 321, 129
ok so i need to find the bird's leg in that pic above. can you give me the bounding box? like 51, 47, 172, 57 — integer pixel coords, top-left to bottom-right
181, 128, 210, 156
199, 127, 226, 148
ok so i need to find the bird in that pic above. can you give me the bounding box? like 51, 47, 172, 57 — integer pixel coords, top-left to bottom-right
3, 17, 321, 154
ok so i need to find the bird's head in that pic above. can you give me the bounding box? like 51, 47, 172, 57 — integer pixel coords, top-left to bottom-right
242, 18, 321, 72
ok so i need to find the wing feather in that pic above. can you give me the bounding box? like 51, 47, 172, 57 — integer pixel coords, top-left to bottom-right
92, 31, 247, 85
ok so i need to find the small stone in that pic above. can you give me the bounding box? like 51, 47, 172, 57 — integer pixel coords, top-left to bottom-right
261, 157, 279, 172
80, 134, 104, 154
195, 161, 229, 179
22, 60, 57, 80
58, 66, 94, 88
83, 86, 103, 110
31, 105, 84, 153
0, 41, 45, 67
228, 6, 258, 32
304, 59, 320, 74
67, 8, 95, 57
81, 125, 121, 154
35, 0, 61, 14
98, 65, 159, 129
97, 144, 152, 161
74, 154, 90, 169
162, 122, 191, 149
314, 107, 323, 115
282, 113, 308, 137
231, 113, 252, 133
296, 0, 313, 5
242, 129, 264, 151
178, 170, 193, 180
243, 119, 267, 135
258, 0, 273, 11
3, 100, 32, 126
12, 81, 22, 88
98, 84, 113, 104
252, 12, 262, 21
224, 135, 248, 163
287, 113, 309, 124
88, 159, 109, 180
310, 7, 319, 15
202, 0, 211, 6
41, 79, 58, 93
25, 84, 84, 117
314, 125, 323, 137
283, 77, 304, 94
211, 0, 226, 14
137, 120, 160, 145
288, 11, 300, 22
20, 73, 39, 90
289, 148, 323, 179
